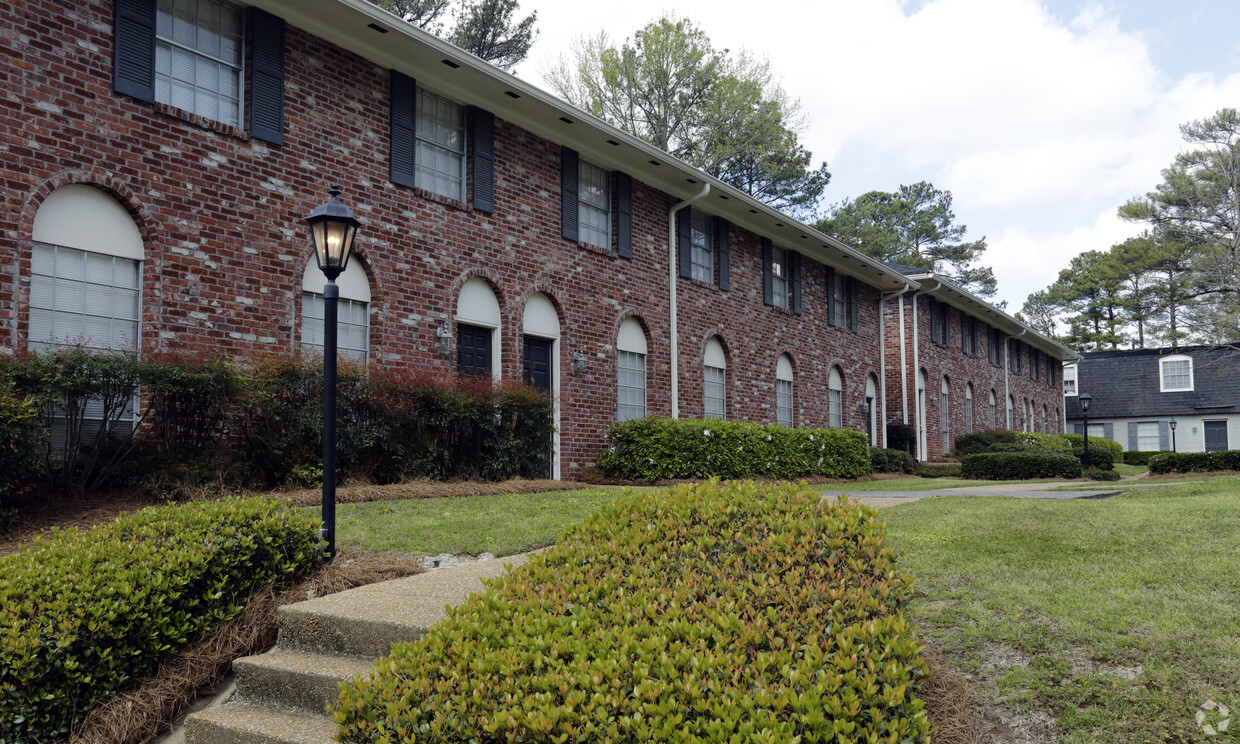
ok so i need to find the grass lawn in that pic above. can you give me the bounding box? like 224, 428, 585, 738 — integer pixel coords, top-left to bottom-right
882, 476, 1240, 743
1112, 463, 1148, 477
332, 487, 634, 556
825, 477, 1033, 491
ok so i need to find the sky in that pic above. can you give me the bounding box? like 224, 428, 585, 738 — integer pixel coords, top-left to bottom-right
510, 0, 1240, 312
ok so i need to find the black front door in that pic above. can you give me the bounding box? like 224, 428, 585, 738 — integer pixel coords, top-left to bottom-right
522, 335, 554, 478
457, 323, 492, 377
1204, 420, 1229, 452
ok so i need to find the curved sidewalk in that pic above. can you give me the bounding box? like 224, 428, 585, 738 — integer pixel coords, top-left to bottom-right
819, 480, 1124, 509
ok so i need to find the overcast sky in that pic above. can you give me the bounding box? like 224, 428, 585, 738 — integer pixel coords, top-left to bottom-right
511, 0, 1240, 311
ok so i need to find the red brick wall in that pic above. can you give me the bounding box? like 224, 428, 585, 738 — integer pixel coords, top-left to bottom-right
0, 0, 889, 475
882, 295, 1065, 460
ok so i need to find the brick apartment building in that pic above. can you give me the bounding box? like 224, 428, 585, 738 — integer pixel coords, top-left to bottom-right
0, 0, 1074, 474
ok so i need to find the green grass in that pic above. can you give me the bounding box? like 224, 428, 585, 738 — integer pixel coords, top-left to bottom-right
1112, 463, 1148, 476
823, 477, 1030, 491
883, 476, 1240, 743
332, 488, 634, 557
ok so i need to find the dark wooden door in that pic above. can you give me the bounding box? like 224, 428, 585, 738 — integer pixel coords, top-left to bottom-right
1204, 420, 1229, 452
457, 323, 492, 377
523, 335, 554, 477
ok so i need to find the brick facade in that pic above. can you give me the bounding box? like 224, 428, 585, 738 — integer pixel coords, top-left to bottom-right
1, 0, 911, 477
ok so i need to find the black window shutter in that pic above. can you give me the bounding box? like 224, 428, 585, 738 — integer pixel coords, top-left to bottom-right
847, 277, 859, 333
961, 310, 968, 353
791, 253, 802, 316
762, 238, 774, 306
389, 71, 417, 188
677, 209, 692, 279
943, 303, 950, 346
113, 0, 156, 102
930, 299, 940, 342
826, 267, 837, 326
715, 217, 730, 290
471, 107, 495, 213
615, 171, 632, 258
560, 146, 579, 241
248, 9, 285, 145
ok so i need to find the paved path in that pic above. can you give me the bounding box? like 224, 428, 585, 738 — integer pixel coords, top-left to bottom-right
819, 480, 1124, 509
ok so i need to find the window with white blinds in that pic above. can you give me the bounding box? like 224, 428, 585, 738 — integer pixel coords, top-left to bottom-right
29, 243, 141, 352
616, 350, 647, 422
578, 160, 610, 249
416, 87, 466, 200
301, 293, 369, 362
155, 0, 244, 128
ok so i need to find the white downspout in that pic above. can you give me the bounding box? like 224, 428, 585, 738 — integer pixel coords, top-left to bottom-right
1004, 329, 1027, 429
910, 284, 941, 459
880, 284, 913, 445
900, 295, 908, 423
668, 184, 710, 419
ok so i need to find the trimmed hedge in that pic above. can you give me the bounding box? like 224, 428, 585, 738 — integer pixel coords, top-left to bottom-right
1060, 433, 1123, 460
1075, 445, 1115, 470
1123, 450, 1173, 466
872, 446, 915, 474
0, 498, 321, 740
1149, 450, 1240, 474
335, 480, 932, 743
599, 417, 872, 481
961, 451, 1083, 480
955, 430, 1019, 455
915, 463, 963, 478
1086, 468, 1121, 481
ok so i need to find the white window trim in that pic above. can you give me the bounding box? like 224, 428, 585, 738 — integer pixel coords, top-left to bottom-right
578, 160, 610, 250
1063, 363, 1078, 396
155, 0, 246, 129
770, 246, 789, 310
416, 86, 467, 202
1159, 355, 1194, 393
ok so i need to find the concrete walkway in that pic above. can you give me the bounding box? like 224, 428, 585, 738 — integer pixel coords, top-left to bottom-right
819, 480, 1124, 509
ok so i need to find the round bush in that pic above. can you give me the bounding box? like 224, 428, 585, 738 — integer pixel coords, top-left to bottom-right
961, 451, 1083, 480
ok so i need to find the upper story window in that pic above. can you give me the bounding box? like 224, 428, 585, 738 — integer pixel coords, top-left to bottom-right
961, 314, 978, 357
1031, 349, 1040, 380
301, 261, 371, 363
930, 299, 949, 345
703, 336, 726, 420
416, 88, 466, 201
578, 160, 610, 249
988, 326, 1004, 366
690, 209, 714, 283
829, 270, 846, 325
1063, 363, 1078, 396
155, 0, 244, 129
770, 246, 789, 309
1009, 340, 1022, 373
1159, 355, 1193, 392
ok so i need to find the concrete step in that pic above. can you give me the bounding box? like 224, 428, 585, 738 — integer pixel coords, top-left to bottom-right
231, 649, 376, 718
184, 705, 337, 744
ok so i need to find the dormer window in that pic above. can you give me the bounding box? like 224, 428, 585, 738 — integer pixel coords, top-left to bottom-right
1159, 355, 1193, 392
1063, 363, 1077, 396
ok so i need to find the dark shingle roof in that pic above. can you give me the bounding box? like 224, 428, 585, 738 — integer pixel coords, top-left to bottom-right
1065, 345, 1240, 419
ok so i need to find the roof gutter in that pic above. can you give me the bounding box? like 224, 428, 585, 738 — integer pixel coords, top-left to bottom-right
669, 183, 711, 419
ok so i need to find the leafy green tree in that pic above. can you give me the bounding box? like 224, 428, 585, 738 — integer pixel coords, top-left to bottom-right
369, 0, 536, 69
814, 182, 997, 297
543, 16, 830, 216
1121, 107, 1240, 342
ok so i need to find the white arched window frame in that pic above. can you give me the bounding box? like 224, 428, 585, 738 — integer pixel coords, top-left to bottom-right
1007, 395, 1015, 430
1159, 355, 1193, 392
456, 278, 502, 382
940, 376, 951, 454
776, 354, 795, 427
30, 185, 144, 352
965, 383, 974, 434
865, 375, 878, 446
989, 390, 997, 429
703, 336, 726, 419
616, 318, 648, 421
828, 366, 844, 429
302, 261, 371, 362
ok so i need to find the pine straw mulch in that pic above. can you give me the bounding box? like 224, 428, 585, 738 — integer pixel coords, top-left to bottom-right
69, 548, 423, 744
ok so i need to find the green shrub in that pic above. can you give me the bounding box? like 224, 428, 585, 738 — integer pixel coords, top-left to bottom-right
961, 451, 1083, 480
1086, 468, 1121, 481
987, 442, 1027, 453
1060, 433, 1123, 459
1123, 450, 1172, 466
916, 463, 963, 478
872, 446, 914, 473
1075, 445, 1114, 470
1149, 450, 1240, 474
335, 480, 931, 743
955, 430, 1019, 455
599, 418, 871, 481
0, 498, 321, 740
1019, 432, 1074, 450
0, 376, 43, 518
886, 423, 917, 454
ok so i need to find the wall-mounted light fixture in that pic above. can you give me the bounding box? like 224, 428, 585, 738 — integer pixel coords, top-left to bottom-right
571, 350, 588, 374
435, 323, 452, 356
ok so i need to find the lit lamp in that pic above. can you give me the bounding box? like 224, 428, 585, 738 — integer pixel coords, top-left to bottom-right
1169, 417, 1177, 453
1078, 392, 1092, 468
305, 184, 361, 561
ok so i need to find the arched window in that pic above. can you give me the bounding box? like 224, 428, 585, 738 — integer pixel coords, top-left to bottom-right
456, 278, 501, 380
965, 383, 974, 434
940, 376, 951, 454
865, 375, 878, 446
30, 185, 144, 351
703, 336, 726, 419
1007, 395, 1015, 430
302, 261, 371, 362
616, 317, 647, 421
1042, 404, 1049, 434
989, 390, 997, 429
828, 366, 844, 428
776, 354, 795, 427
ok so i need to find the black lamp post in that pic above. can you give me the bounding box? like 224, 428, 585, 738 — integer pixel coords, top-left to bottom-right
305, 185, 361, 560
1079, 392, 1093, 468
1169, 418, 1177, 452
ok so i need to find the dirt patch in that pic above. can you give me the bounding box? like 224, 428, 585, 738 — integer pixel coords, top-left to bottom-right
918, 652, 987, 744
69, 548, 422, 744
951, 643, 1058, 744
271, 477, 582, 507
